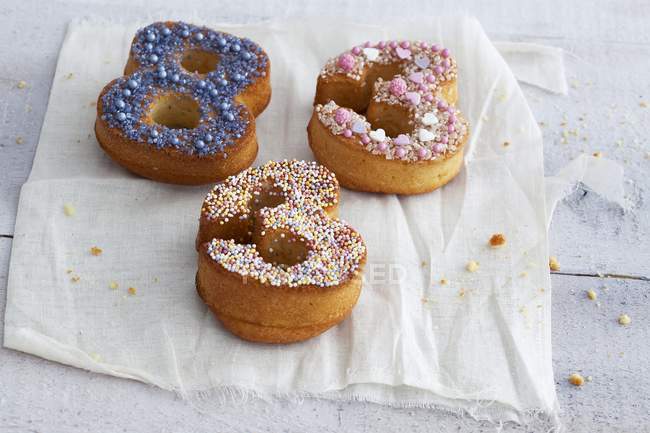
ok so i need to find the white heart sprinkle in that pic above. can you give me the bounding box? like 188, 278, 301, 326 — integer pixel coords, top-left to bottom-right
422, 112, 439, 126
418, 128, 436, 142
369, 129, 386, 142
363, 48, 380, 61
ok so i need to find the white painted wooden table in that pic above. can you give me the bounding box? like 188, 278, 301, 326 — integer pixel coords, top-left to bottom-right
1, 1, 648, 431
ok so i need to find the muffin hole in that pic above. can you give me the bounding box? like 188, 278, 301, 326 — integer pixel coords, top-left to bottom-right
150, 93, 200, 129
366, 102, 411, 138
181, 49, 219, 75
250, 180, 286, 212
255, 230, 309, 269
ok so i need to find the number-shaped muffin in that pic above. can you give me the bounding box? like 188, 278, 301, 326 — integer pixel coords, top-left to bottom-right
308, 40, 470, 194
95, 21, 271, 185
196, 160, 367, 343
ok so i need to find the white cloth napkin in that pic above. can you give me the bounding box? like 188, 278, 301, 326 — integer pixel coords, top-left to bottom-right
6, 17, 601, 428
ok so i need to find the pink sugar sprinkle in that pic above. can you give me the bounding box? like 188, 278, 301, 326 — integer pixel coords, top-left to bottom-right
431, 44, 439, 52
437, 100, 447, 110
351, 46, 361, 55
448, 114, 456, 124
343, 129, 353, 138
417, 148, 428, 159
361, 134, 371, 144
395, 147, 407, 159
400, 41, 410, 49
426, 74, 435, 83
364, 41, 371, 48
433, 65, 443, 75
389, 77, 407, 96
441, 48, 450, 58
389, 41, 398, 49
335, 107, 351, 125
433, 143, 445, 153
376, 141, 387, 152
377, 41, 386, 49
418, 83, 427, 92
441, 136, 448, 144
337, 53, 355, 71
443, 59, 451, 68
447, 125, 455, 133
420, 42, 429, 49
424, 93, 434, 102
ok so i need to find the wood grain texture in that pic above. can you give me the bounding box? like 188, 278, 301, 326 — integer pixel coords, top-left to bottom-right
0, 0, 648, 431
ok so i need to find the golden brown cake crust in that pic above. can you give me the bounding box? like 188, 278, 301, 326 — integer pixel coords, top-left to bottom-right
308, 40, 470, 195
195, 160, 367, 344
95, 22, 271, 185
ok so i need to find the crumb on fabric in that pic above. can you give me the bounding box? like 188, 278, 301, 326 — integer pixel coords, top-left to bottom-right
440, 278, 448, 285
640, 101, 648, 108
466, 260, 479, 273
17, 80, 27, 89
65, 73, 74, 80
593, 151, 603, 158
63, 203, 76, 217
90, 246, 103, 256
502, 141, 510, 148
128, 287, 137, 296
519, 271, 528, 278
568, 373, 585, 386
66, 269, 73, 274
586, 375, 593, 382
70, 275, 80, 283
618, 314, 631, 326
15, 137, 23, 144
549, 256, 560, 271
458, 288, 466, 297
587, 289, 597, 300
109, 281, 118, 290
420, 261, 427, 268
489, 233, 506, 248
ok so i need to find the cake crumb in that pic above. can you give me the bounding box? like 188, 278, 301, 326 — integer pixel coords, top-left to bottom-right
109, 281, 119, 290
549, 256, 560, 271
15, 137, 24, 144
586, 289, 597, 300
466, 260, 479, 273
17, 80, 27, 89
568, 373, 585, 386
63, 203, 76, 217
593, 151, 603, 158
618, 314, 631, 326
90, 246, 103, 256
440, 278, 448, 285
489, 233, 506, 248
128, 287, 137, 296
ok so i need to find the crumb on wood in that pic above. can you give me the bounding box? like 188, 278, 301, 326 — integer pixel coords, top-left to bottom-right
466, 260, 479, 273
568, 373, 585, 386
90, 246, 103, 256
618, 314, 631, 326
489, 233, 506, 248
63, 203, 76, 217
549, 256, 560, 271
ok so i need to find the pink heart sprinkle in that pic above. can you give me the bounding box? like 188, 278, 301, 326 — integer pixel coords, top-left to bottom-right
395, 46, 411, 59
414, 56, 430, 69
408, 72, 423, 84
405, 91, 421, 106
393, 134, 410, 146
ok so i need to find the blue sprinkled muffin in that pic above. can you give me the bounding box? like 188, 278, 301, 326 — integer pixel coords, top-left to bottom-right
95, 21, 271, 185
